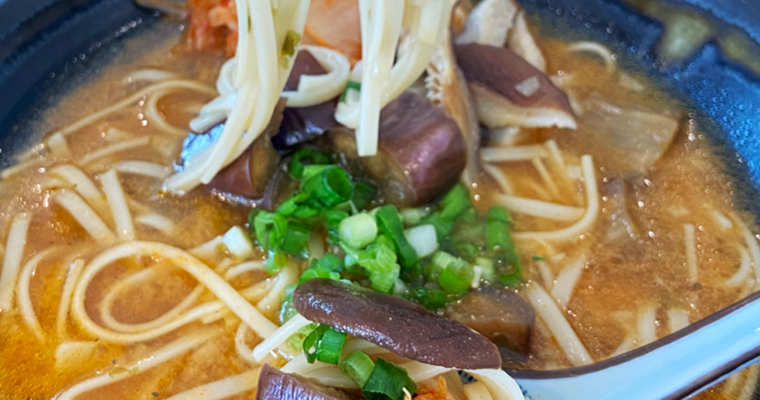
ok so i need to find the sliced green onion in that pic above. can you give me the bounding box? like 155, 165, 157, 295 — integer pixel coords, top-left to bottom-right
362, 358, 417, 400
288, 149, 332, 179
486, 206, 522, 286
299, 266, 341, 283
340, 351, 375, 387
311, 253, 344, 273
281, 222, 310, 256
316, 328, 347, 365
340, 81, 362, 103
301, 166, 354, 207
403, 224, 438, 258
454, 242, 479, 259
451, 220, 487, 246
326, 209, 350, 243
475, 257, 495, 282
302, 164, 335, 180
265, 250, 288, 275
279, 283, 299, 323
339, 213, 378, 249
373, 234, 395, 250
400, 208, 428, 227
352, 180, 376, 211
281, 30, 301, 58
357, 244, 400, 293
406, 287, 448, 311
420, 212, 455, 241
287, 322, 318, 349
375, 205, 418, 268
252, 211, 288, 251
303, 325, 328, 363
439, 184, 471, 221
432, 251, 473, 294
533, 255, 546, 261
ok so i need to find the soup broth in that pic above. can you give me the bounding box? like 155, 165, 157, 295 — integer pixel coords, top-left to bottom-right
0, 7, 758, 400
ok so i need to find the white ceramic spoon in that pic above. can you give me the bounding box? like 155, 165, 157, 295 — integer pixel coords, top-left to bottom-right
508, 291, 760, 399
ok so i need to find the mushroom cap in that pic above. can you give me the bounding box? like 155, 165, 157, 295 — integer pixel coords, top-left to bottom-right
293, 279, 502, 370
455, 43, 576, 129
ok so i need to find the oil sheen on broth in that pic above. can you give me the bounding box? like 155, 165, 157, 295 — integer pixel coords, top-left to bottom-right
0, 11, 757, 400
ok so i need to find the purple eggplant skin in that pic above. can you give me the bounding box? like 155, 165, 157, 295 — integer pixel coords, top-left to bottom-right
328, 91, 467, 208
273, 49, 339, 150
293, 279, 501, 370
256, 364, 352, 400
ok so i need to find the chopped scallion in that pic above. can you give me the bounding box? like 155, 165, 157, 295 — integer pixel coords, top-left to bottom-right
375, 205, 418, 268
361, 358, 417, 400
340, 81, 362, 103
340, 351, 374, 387
339, 213, 378, 249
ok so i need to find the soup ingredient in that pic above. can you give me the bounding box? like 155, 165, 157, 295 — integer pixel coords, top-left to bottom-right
456, 0, 546, 72
455, 43, 576, 129
575, 96, 679, 177
275, 50, 340, 149
445, 285, 535, 354
303, 0, 363, 64
293, 278, 502, 370
206, 99, 285, 199
257, 364, 351, 400
329, 91, 466, 207
456, 0, 518, 47
426, 29, 482, 184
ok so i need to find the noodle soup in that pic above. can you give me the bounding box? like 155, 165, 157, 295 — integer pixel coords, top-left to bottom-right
0, 0, 758, 399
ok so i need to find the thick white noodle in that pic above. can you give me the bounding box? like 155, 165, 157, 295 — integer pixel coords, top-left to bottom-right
47, 132, 72, 159
282, 45, 351, 107
50, 165, 110, 218
684, 224, 698, 284
98, 266, 205, 333
525, 283, 592, 366
80, 137, 150, 166
727, 245, 753, 286
495, 194, 584, 222
567, 41, 616, 72
737, 220, 760, 281
532, 158, 560, 198
104, 127, 134, 142
224, 261, 266, 280
71, 241, 278, 342
481, 145, 549, 162
51, 80, 215, 138
0, 214, 32, 312
163, 368, 261, 400
125, 68, 178, 83
235, 323, 259, 364
57, 259, 85, 338
466, 369, 525, 400
611, 336, 636, 357
712, 210, 733, 231
667, 308, 690, 333
637, 305, 657, 345
536, 261, 555, 290
463, 381, 495, 400
189, 235, 225, 262
353, 0, 404, 156
483, 163, 515, 195
513, 155, 599, 241
55, 328, 220, 400
135, 213, 175, 234
551, 258, 585, 307
201, 280, 275, 325
17, 248, 59, 342
252, 314, 311, 361
99, 169, 135, 241
257, 261, 299, 314
0, 157, 45, 180
115, 161, 172, 178
145, 87, 189, 136
53, 191, 117, 246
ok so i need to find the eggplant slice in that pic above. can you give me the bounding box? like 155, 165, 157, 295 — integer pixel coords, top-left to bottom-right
273, 49, 339, 150
328, 91, 466, 208
293, 279, 501, 370
455, 43, 576, 129
257, 364, 352, 400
